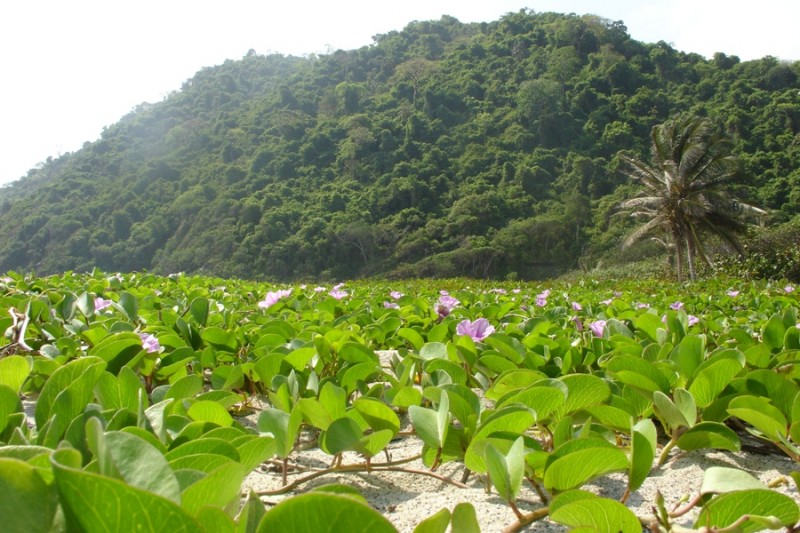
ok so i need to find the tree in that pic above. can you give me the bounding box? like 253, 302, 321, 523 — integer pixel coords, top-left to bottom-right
617, 115, 764, 281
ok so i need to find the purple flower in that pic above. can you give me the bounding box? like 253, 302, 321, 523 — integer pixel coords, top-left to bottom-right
383, 301, 400, 309
390, 290, 404, 300
589, 320, 607, 337
490, 288, 507, 295
785, 285, 795, 294
512, 288, 521, 294
537, 289, 551, 300
535, 296, 547, 307
670, 301, 684, 311
94, 297, 112, 312
613, 291, 622, 298
139, 333, 160, 353
329, 288, 348, 300
727, 290, 740, 297
435, 294, 460, 318
572, 316, 584, 332
635, 302, 650, 309
258, 289, 292, 309
314, 286, 326, 293
600, 299, 613, 306
687, 315, 699, 326
571, 301, 582, 312
456, 318, 495, 342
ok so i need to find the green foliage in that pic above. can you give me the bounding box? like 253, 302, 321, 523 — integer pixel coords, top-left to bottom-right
1, 271, 799, 531
0, 11, 797, 281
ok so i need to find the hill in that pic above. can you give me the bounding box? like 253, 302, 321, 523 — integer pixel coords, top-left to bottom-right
1, 10, 798, 281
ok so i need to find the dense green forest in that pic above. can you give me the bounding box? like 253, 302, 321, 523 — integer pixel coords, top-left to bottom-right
1, 10, 799, 281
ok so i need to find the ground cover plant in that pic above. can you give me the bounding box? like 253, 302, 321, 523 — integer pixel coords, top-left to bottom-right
1, 270, 799, 532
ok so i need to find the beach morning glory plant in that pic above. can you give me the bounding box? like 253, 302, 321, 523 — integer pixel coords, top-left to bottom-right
456, 318, 495, 342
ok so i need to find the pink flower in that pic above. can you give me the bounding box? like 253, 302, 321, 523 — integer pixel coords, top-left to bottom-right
456, 318, 495, 342
383, 301, 399, 309
314, 286, 326, 293
258, 289, 292, 309
600, 299, 613, 305
688, 315, 699, 326
537, 289, 551, 299
535, 296, 547, 307
589, 320, 607, 337
329, 288, 348, 300
785, 285, 795, 294
139, 333, 160, 353
436, 294, 459, 318
670, 301, 684, 311
635, 302, 650, 309
572, 316, 584, 332
94, 297, 112, 312
490, 288, 507, 294
727, 290, 740, 297
571, 301, 582, 311
390, 290, 404, 300
512, 288, 521, 294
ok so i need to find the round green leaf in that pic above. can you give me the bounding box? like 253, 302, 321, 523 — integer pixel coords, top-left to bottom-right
256, 492, 396, 533
695, 489, 799, 532
0, 457, 58, 533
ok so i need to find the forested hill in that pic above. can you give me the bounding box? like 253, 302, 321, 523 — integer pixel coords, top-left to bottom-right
1, 10, 799, 281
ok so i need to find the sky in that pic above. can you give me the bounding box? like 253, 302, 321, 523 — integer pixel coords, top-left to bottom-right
1, 0, 799, 186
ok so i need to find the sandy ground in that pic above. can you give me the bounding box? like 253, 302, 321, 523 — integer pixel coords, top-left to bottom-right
241, 412, 799, 532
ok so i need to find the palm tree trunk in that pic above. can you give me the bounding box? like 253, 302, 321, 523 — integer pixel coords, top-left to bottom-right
686, 239, 697, 281
674, 234, 684, 283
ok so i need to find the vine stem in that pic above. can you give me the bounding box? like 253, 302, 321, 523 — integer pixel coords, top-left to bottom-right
657, 436, 678, 466
255, 453, 471, 495
501, 507, 549, 533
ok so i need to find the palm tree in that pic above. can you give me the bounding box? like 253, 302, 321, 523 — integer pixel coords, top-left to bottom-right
617, 114, 764, 281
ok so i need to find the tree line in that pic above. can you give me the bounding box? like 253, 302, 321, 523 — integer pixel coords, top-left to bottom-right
0, 10, 798, 281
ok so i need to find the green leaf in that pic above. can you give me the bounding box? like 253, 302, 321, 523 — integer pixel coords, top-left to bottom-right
695, 489, 799, 532
653, 390, 692, 431
181, 462, 247, 517
464, 406, 536, 473
0, 355, 30, 392
188, 400, 233, 427
88, 332, 143, 375
0, 457, 58, 533
256, 492, 396, 533
419, 342, 448, 361
700, 467, 767, 494
558, 374, 611, 416
353, 397, 401, 436
689, 358, 743, 408
485, 437, 524, 502
550, 492, 641, 532
51, 449, 200, 532
398, 328, 425, 351
237, 490, 267, 533
629, 419, 657, 492
190, 297, 210, 326
257, 407, 301, 459
497, 385, 565, 422
0, 385, 22, 434
675, 422, 741, 453
100, 425, 182, 502
604, 355, 670, 394
762, 313, 787, 351
728, 395, 788, 440
543, 444, 629, 492
34, 356, 106, 431
670, 334, 705, 382
202, 327, 238, 352
412, 509, 450, 533
320, 417, 363, 455
409, 392, 449, 449
451, 502, 480, 533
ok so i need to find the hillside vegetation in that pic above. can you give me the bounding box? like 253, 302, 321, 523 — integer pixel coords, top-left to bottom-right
1, 10, 799, 281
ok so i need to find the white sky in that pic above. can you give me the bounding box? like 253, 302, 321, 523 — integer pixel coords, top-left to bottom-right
1, 0, 798, 186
